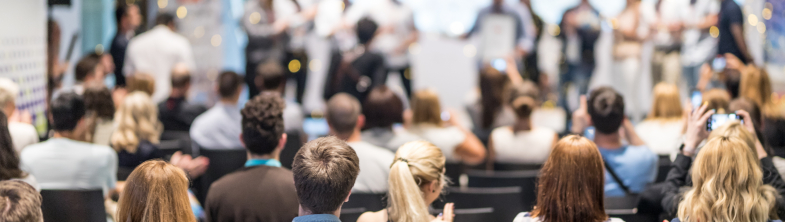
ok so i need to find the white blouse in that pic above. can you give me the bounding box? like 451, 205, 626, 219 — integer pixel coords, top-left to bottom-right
491, 126, 556, 165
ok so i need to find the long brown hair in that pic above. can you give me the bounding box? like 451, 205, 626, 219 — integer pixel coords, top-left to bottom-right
0, 111, 26, 181
740, 66, 783, 118
412, 89, 443, 126
532, 135, 607, 222
117, 160, 195, 222
647, 83, 683, 120
479, 67, 510, 128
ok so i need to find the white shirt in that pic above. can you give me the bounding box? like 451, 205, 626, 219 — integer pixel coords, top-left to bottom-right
190, 102, 243, 150
513, 212, 625, 222
347, 141, 395, 193
124, 25, 196, 103
284, 100, 304, 133
389, 125, 466, 163
511, 2, 538, 53
20, 138, 118, 195
345, 0, 415, 68
490, 126, 556, 165
9, 122, 38, 154
679, 0, 720, 66
635, 119, 684, 155
641, 0, 689, 47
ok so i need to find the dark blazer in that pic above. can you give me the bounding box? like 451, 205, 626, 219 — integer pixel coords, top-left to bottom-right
158, 97, 207, 132
117, 140, 164, 168
110, 33, 130, 86
205, 165, 300, 222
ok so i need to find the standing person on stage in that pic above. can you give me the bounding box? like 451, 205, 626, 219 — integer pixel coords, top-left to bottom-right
679, 0, 719, 89
511, 0, 543, 84
717, 0, 753, 64
646, 0, 687, 84
613, 0, 647, 120
558, 0, 601, 111
111, 3, 141, 87
344, 0, 418, 98
465, 0, 527, 66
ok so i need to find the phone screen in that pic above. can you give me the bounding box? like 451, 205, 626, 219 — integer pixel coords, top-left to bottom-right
491, 58, 507, 73
707, 113, 742, 131
712, 57, 726, 72
691, 91, 702, 109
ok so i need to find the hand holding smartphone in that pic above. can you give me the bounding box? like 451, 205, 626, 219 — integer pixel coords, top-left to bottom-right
706, 112, 743, 131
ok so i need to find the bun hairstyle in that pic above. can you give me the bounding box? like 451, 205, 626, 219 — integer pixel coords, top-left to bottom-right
388, 141, 447, 222
587, 87, 625, 134
507, 81, 539, 119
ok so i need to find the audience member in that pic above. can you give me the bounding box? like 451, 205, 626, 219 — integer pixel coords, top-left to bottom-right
53, 53, 105, 98
672, 136, 778, 222
124, 12, 195, 103
635, 83, 684, 155
255, 60, 304, 134
571, 87, 657, 196
84, 86, 116, 146
126, 73, 156, 96
717, 0, 752, 63
117, 160, 196, 222
466, 67, 515, 144
361, 86, 404, 150
702, 88, 731, 112
21, 93, 117, 195
0, 180, 42, 222
205, 92, 299, 222
513, 135, 623, 222
111, 91, 164, 168
489, 81, 557, 166
111, 3, 141, 87
291, 136, 360, 222
0, 112, 38, 190
0, 79, 38, 153
158, 64, 207, 132
392, 89, 486, 165
740, 67, 785, 157
191, 71, 244, 149
326, 93, 394, 193
323, 18, 386, 102
357, 141, 455, 222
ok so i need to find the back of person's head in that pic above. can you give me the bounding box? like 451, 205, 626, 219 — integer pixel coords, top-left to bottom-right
255, 60, 286, 91
326, 93, 362, 135
217, 71, 243, 99
363, 86, 404, 129
155, 12, 175, 27
587, 87, 624, 134
532, 135, 607, 222
0, 78, 19, 113
241, 92, 285, 154
75, 53, 102, 82
356, 18, 378, 45
127, 73, 156, 96
292, 136, 360, 215
411, 89, 442, 126
118, 160, 195, 222
51, 92, 86, 131
479, 67, 511, 128
84, 86, 115, 120
677, 136, 778, 222
0, 180, 42, 222
708, 120, 758, 154
648, 83, 682, 120
730, 98, 762, 131
702, 89, 731, 113
170, 63, 191, 89
0, 112, 24, 181
388, 141, 447, 222
111, 91, 161, 153
740, 66, 781, 118
507, 81, 539, 119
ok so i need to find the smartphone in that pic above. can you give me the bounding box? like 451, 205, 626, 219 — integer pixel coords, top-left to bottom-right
711, 56, 726, 73
691, 90, 702, 109
491, 58, 507, 73
706, 113, 742, 131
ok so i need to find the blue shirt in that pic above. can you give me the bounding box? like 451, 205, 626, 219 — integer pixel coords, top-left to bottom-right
190, 102, 243, 149
598, 145, 658, 197
245, 159, 282, 168
292, 214, 341, 222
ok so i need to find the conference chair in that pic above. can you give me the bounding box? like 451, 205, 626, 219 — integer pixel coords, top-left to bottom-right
466, 169, 539, 211
444, 162, 465, 186
280, 130, 304, 169
605, 196, 659, 222
160, 131, 194, 155
343, 193, 387, 212
338, 207, 366, 222
40, 189, 105, 222
433, 187, 523, 222
196, 146, 247, 203
117, 166, 134, 181
492, 163, 542, 171
655, 155, 672, 183
158, 139, 183, 159
431, 207, 495, 222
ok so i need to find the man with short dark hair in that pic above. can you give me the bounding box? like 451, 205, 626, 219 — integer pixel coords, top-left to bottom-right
21, 93, 118, 195
256, 60, 303, 134
0, 180, 42, 222
158, 63, 207, 132
292, 136, 360, 222
124, 12, 195, 103
205, 92, 299, 222
570, 87, 657, 196
326, 93, 394, 193
53, 54, 104, 98
190, 71, 245, 149
110, 3, 141, 87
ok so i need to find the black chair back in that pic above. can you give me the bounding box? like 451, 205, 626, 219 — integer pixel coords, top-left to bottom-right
338, 207, 366, 222
117, 167, 134, 181
197, 146, 247, 203
466, 169, 539, 211
655, 155, 671, 183
160, 131, 193, 155
431, 207, 495, 222
444, 162, 464, 185
280, 130, 304, 169
41, 189, 105, 222
433, 187, 523, 222
343, 193, 387, 212
605, 195, 658, 222
493, 163, 542, 171
158, 139, 182, 158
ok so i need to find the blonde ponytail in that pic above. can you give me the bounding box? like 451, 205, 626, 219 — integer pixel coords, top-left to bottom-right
388, 141, 447, 222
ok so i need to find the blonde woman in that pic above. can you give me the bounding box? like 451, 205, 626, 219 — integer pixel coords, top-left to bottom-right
740, 67, 785, 157
391, 89, 486, 165
357, 141, 454, 222
117, 160, 196, 222
111, 91, 164, 168
634, 83, 684, 155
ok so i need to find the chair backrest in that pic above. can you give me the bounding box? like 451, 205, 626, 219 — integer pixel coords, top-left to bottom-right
117, 166, 134, 181
160, 131, 194, 155
656, 155, 672, 183
605, 195, 658, 222
158, 139, 182, 158
433, 187, 523, 222
40, 189, 106, 222
431, 207, 495, 222
444, 162, 465, 186
466, 169, 539, 211
280, 130, 304, 169
343, 193, 387, 212
197, 146, 247, 203
493, 163, 542, 171
338, 207, 366, 222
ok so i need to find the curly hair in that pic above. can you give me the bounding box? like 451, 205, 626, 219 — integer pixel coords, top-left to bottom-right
241, 92, 285, 155
111, 92, 162, 153
0, 180, 42, 222
83, 86, 115, 120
